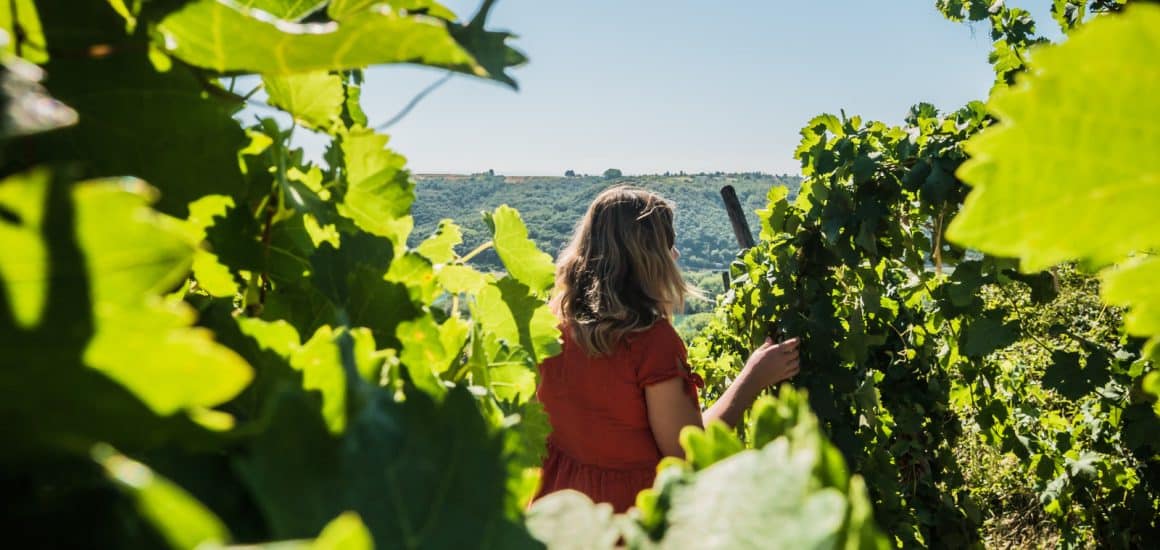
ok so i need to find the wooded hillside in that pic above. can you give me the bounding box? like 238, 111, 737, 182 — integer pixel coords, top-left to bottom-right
411, 173, 802, 271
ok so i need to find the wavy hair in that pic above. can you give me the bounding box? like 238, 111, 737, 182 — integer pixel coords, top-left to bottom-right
550, 185, 696, 356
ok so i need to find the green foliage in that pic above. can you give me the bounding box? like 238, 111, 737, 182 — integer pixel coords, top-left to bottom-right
685, 5, 1158, 547
948, 3, 1160, 352
98, 447, 231, 549
2, 1, 552, 547
154, 0, 524, 86
944, 5, 1160, 544
952, 267, 1159, 545
4, 1, 1154, 548
527, 387, 890, 550
691, 102, 989, 547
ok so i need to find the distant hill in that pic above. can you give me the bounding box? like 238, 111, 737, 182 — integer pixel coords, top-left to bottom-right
409, 173, 802, 271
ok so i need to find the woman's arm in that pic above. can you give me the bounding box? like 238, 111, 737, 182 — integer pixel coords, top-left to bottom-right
644, 377, 703, 458
644, 337, 801, 458
704, 337, 800, 427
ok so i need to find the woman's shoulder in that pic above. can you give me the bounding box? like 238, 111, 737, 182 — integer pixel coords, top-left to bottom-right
628, 317, 681, 348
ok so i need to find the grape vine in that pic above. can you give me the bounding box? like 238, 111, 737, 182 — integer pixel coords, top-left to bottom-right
690, 2, 1159, 547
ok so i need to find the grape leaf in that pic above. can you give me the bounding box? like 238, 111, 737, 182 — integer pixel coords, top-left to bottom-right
154, 0, 519, 87
485, 205, 556, 295
396, 312, 469, 383
474, 278, 561, 367
960, 312, 1019, 358
263, 72, 345, 133
526, 491, 623, 550
416, 219, 463, 265
1143, 371, 1160, 415
0, 167, 50, 327
0, 0, 48, 63
74, 180, 253, 416
947, 5, 1160, 343
0, 170, 248, 455
1102, 256, 1160, 338
308, 512, 374, 550
336, 126, 414, 249
98, 449, 230, 549
659, 441, 849, 549
185, 195, 240, 297
235, 385, 540, 549
32, 1, 248, 216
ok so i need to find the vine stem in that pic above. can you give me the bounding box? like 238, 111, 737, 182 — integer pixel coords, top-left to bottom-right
458, 241, 494, 264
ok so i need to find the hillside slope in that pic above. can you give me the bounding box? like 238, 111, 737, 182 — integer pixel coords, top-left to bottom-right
410, 173, 802, 271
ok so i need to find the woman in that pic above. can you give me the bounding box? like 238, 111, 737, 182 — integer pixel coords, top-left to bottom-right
533, 185, 801, 512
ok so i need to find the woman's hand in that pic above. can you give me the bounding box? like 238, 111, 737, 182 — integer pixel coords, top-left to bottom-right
743, 337, 801, 388
702, 336, 802, 427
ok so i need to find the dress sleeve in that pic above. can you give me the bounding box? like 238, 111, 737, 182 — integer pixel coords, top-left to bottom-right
635, 320, 705, 402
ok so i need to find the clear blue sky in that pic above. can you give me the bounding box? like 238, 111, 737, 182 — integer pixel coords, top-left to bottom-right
274, 1, 1060, 176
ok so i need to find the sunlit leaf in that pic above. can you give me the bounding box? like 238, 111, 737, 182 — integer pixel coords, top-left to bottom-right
98, 447, 230, 549
336, 126, 414, 249
485, 205, 555, 295
416, 218, 462, 265
263, 72, 345, 133
155, 0, 513, 86
948, 5, 1160, 343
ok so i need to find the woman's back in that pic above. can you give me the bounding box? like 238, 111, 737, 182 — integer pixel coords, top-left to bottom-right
535, 318, 701, 511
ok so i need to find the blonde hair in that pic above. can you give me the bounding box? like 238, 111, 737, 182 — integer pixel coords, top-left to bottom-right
550, 185, 696, 356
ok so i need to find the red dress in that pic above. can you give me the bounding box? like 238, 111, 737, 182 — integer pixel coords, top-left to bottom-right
533, 318, 704, 512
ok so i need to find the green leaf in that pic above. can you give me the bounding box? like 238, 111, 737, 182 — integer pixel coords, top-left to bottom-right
960, 311, 1019, 357
0, 0, 48, 63
291, 326, 357, 434
448, 0, 528, 89
185, 195, 241, 297
0, 174, 241, 455
1144, 371, 1160, 415
98, 447, 230, 549
508, 399, 551, 469
659, 439, 871, 549
310, 512, 374, 550
416, 219, 463, 265
239, 318, 382, 433
1042, 351, 1086, 400
437, 264, 490, 294
336, 126, 414, 249
396, 313, 469, 395
155, 0, 517, 87
59, 178, 251, 417
238, 317, 302, 357
526, 491, 622, 550
1101, 255, 1160, 338
263, 72, 345, 133
235, 385, 540, 549
756, 186, 791, 241
34, 3, 247, 216
0, 167, 51, 327
486, 205, 556, 295
746, 388, 817, 450
474, 278, 561, 367
948, 6, 1160, 344
680, 421, 744, 471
